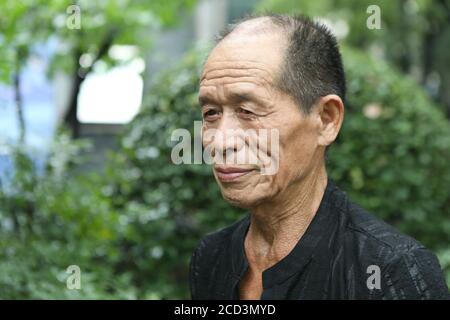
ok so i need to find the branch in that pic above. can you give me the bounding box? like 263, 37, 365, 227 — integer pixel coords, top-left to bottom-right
14, 47, 26, 145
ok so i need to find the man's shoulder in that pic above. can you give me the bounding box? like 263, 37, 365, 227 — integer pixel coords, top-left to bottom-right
340, 195, 449, 299
192, 214, 249, 260
344, 199, 425, 256
324, 180, 423, 256
189, 215, 249, 299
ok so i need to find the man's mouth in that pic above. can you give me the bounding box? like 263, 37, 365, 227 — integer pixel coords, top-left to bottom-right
213, 166, 256, 182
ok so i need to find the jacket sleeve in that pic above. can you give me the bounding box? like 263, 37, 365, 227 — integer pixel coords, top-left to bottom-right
381, 247, 449, 300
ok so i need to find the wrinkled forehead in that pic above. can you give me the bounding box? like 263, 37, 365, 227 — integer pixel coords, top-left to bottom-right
200, 33, 286, 84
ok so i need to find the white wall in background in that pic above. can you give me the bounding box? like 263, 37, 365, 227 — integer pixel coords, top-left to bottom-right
77, 55, 144, 124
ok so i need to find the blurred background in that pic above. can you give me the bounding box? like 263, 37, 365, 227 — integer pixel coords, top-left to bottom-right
0, 0, 449, 299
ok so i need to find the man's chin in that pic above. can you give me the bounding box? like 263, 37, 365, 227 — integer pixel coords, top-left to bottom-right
220, 190, 262, 209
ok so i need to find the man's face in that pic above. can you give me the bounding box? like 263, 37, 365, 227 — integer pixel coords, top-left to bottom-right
199, 31, 323, 208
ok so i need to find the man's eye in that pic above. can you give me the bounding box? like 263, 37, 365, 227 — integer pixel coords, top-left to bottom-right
203, 109, 219, 119
238, 108, 254, 116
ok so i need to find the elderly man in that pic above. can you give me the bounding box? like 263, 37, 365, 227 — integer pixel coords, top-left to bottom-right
189, 14, 449, 300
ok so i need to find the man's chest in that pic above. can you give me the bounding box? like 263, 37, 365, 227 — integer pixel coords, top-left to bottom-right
238, 268, 263, 300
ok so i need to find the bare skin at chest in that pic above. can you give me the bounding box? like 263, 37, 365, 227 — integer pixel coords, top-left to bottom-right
239, 266, 263, 299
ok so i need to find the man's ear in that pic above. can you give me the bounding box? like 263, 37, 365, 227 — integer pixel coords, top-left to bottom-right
316, 94, 344, 147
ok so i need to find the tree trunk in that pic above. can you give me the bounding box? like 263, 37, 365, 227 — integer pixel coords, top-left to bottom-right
64, 49, 83, 138
14, 49, 26, 145
63, 29, 118, 138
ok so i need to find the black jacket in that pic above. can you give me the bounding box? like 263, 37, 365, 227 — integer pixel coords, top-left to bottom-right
189, 179, 449, 299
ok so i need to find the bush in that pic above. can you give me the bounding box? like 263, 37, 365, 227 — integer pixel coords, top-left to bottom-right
0, 134, 137, 299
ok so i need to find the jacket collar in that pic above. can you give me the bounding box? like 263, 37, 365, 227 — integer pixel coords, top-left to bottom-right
230, 178, 342, 289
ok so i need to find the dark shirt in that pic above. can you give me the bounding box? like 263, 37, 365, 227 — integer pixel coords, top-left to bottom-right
189, 179, 450, 299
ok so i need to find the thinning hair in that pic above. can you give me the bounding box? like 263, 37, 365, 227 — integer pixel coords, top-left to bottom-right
215, 14, 346, 114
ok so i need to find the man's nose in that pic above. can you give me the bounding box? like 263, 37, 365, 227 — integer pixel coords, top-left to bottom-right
212, 113, 243, 158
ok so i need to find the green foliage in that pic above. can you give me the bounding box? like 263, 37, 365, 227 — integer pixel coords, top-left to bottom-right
0, 0, 197, 83
0, 133, 136, 299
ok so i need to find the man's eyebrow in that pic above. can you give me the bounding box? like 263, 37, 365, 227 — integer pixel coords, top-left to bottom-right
228, 91, 266, 105
228, 92, 253, 103
198, 94, 215, 106
198, 91, 263, 106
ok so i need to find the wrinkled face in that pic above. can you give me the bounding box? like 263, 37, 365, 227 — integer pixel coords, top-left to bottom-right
199, 32, 323, 208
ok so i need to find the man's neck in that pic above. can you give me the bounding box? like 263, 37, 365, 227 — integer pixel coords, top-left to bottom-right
245, 164, 328, 271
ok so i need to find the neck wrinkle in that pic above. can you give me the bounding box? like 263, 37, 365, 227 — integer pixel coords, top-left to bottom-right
245, 163, 328, 268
